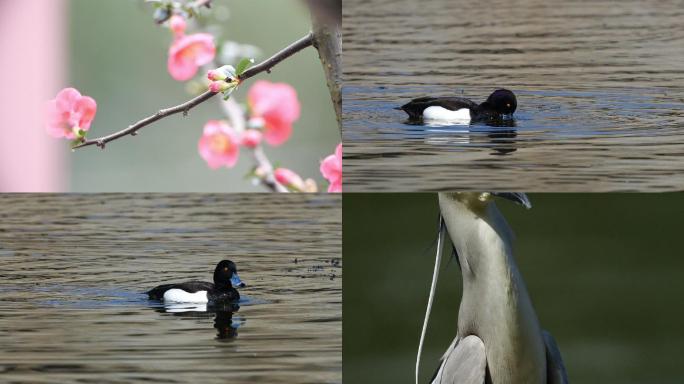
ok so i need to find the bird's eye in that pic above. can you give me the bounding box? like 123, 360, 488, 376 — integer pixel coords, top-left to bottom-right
506, 103, 511, 108
224, 267, 228, 272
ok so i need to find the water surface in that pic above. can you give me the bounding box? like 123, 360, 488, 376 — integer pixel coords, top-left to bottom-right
0, 194, 341, 384
343, 0, 684, 192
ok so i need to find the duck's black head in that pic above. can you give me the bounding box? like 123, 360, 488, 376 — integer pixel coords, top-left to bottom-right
213, 260, 246, 290
482, 89, 517, 116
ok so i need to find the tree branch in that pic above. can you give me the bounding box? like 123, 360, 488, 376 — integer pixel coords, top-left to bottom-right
307, 0, 342, 128
73, 32, 314, 150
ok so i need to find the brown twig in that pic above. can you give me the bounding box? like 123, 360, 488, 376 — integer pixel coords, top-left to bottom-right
74, 32, 314, 150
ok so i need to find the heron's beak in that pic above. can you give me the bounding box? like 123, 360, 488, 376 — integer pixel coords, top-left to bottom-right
231, 273, 246, 288
491, 192, 532, 209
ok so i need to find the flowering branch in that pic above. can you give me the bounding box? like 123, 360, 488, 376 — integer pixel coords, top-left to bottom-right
218, 97, 287, 192
73, 32, 314, 150
149, 0, 213, 24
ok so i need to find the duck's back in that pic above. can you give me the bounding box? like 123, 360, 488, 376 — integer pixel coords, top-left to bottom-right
147, 280, 214, 300
399, 96, 478, 119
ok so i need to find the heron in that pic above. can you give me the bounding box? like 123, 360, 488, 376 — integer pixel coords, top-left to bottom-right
416, 192, 569, 384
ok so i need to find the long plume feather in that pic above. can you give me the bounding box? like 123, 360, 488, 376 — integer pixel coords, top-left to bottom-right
416, 217, 445, 384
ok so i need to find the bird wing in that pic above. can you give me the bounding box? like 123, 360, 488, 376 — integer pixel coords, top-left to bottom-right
430, 335, 487, 384
543, 330, 569, 384
399, 97, 478, 119
147, 281, 214, 300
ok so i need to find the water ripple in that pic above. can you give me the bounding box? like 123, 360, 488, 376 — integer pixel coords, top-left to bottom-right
343, 0, 684, 191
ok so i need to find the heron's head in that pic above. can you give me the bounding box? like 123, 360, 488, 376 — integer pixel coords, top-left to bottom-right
445, 192, 531, 212
213, 260, 246, 289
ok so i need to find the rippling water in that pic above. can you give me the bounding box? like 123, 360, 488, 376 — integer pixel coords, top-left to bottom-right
0, 194, 341, 384
343, 0, 684, 192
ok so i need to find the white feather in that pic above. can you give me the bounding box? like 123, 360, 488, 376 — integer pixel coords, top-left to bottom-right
416, 224, 445, 384
423, 106, 471, 123
163, 289, 208, 303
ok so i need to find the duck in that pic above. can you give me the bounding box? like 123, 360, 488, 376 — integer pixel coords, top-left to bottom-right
397, 89, 517, 124
147, 260, 245, 304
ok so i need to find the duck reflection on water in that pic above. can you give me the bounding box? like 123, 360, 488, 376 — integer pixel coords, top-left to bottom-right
421, 118, 518, 156
151, 302, 245, 340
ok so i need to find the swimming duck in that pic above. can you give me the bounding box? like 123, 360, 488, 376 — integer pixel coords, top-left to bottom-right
397, 89, 517, 123
147, 260, 245, 304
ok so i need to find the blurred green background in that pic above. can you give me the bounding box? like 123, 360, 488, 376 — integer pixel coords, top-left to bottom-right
344, 193, 684, 383
68, 0, 339, 192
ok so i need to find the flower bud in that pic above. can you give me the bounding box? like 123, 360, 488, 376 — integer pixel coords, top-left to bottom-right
207, 65, 237, 83
254, 166, 268, 179
169, 15, 186, 37
207, 69, 227, 82
209, 81, 230, 93
241, 129, 263, 148
303, 179, 318, 193
274, 168, 305, 191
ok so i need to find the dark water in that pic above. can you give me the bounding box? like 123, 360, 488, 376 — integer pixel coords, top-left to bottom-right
0, 194, 341, 384
343, 0, 684, 192
343, 193, 684, 384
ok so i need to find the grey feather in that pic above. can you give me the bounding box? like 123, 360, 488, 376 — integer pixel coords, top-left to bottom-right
543, 331, 570, 384
431, 335, 486, 384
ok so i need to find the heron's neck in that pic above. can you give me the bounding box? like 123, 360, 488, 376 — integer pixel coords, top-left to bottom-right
438, 194, 525, 297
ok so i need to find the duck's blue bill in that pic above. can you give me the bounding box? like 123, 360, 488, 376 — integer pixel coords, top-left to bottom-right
231, 273, 246, 288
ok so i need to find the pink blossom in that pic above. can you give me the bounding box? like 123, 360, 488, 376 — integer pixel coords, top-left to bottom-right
45, 88, 97, 139
247, 80, 301, 147
320, 143, 342, 193
241, 129, 263, 148
198, 120, 240, 169
275, 168, 303, 190
168, 33, 216, 81
209, 81, 229, 93
169, 15, 186, 38
207, 70, 223, 81
274, 168, 318, 192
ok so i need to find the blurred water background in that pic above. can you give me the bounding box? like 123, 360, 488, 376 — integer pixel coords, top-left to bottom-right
0, 194, 341, 383
343, 0, 684, 192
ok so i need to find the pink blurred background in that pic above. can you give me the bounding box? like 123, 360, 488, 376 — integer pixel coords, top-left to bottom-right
0, 0, 67, 192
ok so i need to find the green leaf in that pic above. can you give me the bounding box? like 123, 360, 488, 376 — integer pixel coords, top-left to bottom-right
235, 58, 255, 76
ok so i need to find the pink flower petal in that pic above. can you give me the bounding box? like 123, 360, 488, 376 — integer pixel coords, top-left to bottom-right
274, 168, 304, 190
45, 88, 97, 140
263, 120, 292, 147
75, 96, 97, 130
169, 15, 186, 38
198, 120, 240, 169
247, 81, 301, 146
320, 143, 343, 193
328, 179, 342, 193
168, 33, 216, 81
241, 129, 263, 148
55, 88, 81, 112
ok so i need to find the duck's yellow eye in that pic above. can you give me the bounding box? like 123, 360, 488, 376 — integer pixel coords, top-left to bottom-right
224, 267, 228, 272
506, 103, 511, 108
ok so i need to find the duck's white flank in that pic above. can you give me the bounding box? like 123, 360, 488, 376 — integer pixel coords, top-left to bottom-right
163, 289, 209, 303
423, 106, 471, 123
